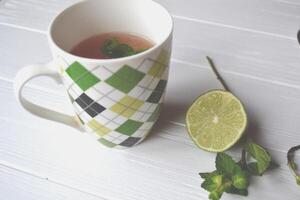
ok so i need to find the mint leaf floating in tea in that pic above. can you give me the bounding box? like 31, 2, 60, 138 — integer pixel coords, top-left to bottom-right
102, 37, 119, 55
287, 145, 300, 185
110, 44, 136, 58
101, 38, 149, 58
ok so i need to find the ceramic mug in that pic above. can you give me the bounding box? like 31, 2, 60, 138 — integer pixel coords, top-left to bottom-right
14, 0, 173, 149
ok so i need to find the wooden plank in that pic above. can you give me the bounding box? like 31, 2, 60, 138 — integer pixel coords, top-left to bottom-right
0, 0, 299, 38
0, 77, 299, 200
0, 164, 104, 200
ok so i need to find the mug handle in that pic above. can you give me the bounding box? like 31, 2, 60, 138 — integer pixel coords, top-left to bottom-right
14, 62, 83, 131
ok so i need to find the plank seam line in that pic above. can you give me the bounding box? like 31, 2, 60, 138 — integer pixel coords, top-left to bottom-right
0, 161, 108, 200
168, 120, 185, 127
172, 15, 296, 41
0, 22, 47, 34
261, 9, 300, 18
275, 0, 300, 6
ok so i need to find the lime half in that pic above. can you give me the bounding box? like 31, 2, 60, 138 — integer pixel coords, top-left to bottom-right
186, 90, 247, 152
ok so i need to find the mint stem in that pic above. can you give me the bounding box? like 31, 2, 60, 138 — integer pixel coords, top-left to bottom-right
206, 56, 230, 92
240, 149, 247, 169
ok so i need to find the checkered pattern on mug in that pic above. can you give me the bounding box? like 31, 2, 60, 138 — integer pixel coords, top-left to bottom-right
61, 50, 170, 148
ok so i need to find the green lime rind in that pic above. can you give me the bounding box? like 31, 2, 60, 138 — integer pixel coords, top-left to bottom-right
185, 90, 248, 152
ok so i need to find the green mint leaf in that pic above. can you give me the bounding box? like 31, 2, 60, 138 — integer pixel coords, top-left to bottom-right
112, 44, 135, 58
105, 38, 119, 50
222, 178, 232, 191
290, 162, 297, 171
296, 176, 300, 185
246, 140, 271, 174
232, 171, 248, 189
216, 153, 241, 176
247, 161, 278, 176
209, 191, 222, 200
201, 174, 224, 192
104, 43, 135, 58
101, 38, 145, 58
101, 38, 119, 56
201, 178, 218, 192
226, 188, 248, 196
211, 175, 223, 186
199, 171, 218, 179
247, 162, 261, 176
199, 172, 211, 179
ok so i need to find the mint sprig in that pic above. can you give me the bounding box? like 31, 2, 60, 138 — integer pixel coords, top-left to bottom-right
101, 38, 148, 58
199, 140, 274, 200
197, 57, 276, 200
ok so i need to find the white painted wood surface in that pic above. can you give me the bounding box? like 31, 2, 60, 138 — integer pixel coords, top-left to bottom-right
0, 0, 300, 199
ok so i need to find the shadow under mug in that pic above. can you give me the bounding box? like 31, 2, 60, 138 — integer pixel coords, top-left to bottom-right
14, 0, 173, 149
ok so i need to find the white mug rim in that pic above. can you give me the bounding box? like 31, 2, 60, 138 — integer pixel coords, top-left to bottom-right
47, 0, 173, 64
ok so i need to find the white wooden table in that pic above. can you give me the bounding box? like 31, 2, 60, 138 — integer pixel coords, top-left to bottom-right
0, 0, 300, 199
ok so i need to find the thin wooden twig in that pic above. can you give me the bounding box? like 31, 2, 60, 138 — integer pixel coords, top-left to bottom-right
287, 145, 300, 185
206, 56, 230, 92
